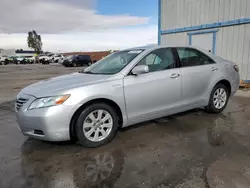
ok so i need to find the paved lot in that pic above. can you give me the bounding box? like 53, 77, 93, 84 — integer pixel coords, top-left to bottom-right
0, 64, 77, 103
0, 64, 250, 188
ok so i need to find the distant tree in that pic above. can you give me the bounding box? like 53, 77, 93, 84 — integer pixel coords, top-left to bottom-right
27, 30, 42, 53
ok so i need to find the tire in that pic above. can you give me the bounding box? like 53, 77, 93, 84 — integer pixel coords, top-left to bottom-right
88, 61, 92, 66
75, 103, 119, 148
205, 83, 229, 113
72, 62, 77, 67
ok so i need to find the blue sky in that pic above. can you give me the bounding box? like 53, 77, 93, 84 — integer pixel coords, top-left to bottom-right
0, 0, 158, 52
97, 0, 158, 25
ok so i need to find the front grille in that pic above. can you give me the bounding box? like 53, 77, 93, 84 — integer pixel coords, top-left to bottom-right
16, 98, 28, 111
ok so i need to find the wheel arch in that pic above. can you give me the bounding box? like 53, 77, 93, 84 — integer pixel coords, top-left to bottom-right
214, 79, 231, 95
69, 98, 123, 140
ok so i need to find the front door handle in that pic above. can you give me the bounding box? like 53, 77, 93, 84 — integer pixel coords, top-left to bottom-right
211, 67, 218, 71
170, 73, 180, 78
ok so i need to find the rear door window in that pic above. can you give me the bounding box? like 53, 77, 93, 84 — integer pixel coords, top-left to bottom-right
78, 55, 83, 60
176, 48, 215, 67
78, 55, 90, 60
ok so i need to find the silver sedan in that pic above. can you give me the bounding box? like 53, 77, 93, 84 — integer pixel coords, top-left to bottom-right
15, 45, 240, 147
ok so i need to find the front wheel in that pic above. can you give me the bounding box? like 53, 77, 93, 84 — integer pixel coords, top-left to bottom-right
205, 84, 229, 113
75, 103, 119, 148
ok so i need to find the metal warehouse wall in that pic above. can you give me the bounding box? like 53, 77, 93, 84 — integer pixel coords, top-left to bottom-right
161, 0, 250, 30
217, 24, 250, 80
160, 0, 250, 80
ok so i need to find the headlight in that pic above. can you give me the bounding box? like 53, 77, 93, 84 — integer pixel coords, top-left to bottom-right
28, 94, 70, 110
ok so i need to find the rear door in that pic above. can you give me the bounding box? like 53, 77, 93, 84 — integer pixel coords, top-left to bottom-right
175, 47, 219, 106
80, 55, 91, 65
78, 55, 84, 65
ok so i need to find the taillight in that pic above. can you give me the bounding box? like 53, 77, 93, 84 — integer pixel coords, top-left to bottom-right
234, 65, 239, 72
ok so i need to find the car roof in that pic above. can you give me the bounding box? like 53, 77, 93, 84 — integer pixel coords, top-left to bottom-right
125, 44, 216, 57
126, 44, 204, 50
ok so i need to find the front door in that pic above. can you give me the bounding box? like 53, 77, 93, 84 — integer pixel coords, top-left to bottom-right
123, 48, 182, 124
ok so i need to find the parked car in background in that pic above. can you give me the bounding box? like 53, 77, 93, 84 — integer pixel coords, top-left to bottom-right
62, 55, 92, 67
24, 56, 35, 64
1, 56, 35, 65
53, 54, 64, 63
16, 56, 30, 64
38, 54, 47, 63
39, 54, 52, 64
0, 55, 8, 65
15, 45, 240, 148
5, 56, 17, 64
47, 54, 55, 63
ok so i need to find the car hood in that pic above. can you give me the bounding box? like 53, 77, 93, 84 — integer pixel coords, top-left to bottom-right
21, 72, 110, 98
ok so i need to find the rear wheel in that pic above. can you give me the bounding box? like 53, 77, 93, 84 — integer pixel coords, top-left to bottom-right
75, 103, 119, 148
72, 62, 77, 67
205, 84, 229, 113
88, 61, 92, 66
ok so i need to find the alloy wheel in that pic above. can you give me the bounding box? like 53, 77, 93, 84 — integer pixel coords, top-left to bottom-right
83, 110, 113, 142
213, 88, 227, 109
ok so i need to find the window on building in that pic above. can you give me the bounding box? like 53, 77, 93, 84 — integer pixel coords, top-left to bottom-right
177, 48, 215, 67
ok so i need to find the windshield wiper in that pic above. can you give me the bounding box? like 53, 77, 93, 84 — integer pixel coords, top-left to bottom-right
79, 70, 112, 75
79, 70, 93, 74
84, 71, 93, 74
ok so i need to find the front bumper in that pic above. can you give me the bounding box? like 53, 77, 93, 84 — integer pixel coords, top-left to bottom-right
15, 93, 74, 141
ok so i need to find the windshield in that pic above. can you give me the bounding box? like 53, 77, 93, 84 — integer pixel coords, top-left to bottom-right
83, 50, 143, 74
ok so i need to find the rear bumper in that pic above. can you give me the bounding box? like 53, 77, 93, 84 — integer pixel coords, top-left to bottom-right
231, 73, 240, 96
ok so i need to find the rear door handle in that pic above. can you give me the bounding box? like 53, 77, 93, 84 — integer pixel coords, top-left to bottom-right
211, 67, 218, 71
170, 73, 180, 78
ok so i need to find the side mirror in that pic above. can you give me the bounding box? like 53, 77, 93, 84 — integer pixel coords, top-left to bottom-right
132, 65, 149, 75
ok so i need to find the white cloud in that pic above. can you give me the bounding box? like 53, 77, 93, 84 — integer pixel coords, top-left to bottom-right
0, 0, 157, 52
0, 26, 157, 52
0, 0, 150, 33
